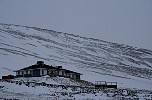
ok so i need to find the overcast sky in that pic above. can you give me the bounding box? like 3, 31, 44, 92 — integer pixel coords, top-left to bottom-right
0, 0, 152, 50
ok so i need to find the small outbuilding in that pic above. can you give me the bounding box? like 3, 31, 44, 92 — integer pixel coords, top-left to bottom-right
2, 75, 14, 80
95, 81, 117, 89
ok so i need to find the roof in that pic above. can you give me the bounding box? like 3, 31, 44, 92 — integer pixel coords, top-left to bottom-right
14, 61, 82, 75
19, 64, 57, 70
64, 69, 82, 75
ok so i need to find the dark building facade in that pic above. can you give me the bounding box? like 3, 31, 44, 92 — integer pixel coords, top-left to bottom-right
14, 61, 82, 80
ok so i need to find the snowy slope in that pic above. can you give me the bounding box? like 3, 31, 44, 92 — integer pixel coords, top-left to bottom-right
0, 23, 152, 91
1, 76, 152, 100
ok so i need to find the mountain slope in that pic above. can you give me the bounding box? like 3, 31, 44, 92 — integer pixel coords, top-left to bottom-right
0, 23, 152, 90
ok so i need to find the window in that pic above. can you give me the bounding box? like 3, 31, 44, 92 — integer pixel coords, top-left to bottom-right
59, 71, 62, 75
22, 71, 24, 75
19, 71, 21, 75
42, 69, 44, 75
16, 72, 19, 75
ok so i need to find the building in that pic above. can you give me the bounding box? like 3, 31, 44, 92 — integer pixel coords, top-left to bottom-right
2, 75, 14, 80
14, 61, 82, 80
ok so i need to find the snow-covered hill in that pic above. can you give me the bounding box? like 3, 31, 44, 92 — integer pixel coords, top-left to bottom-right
0, 23, 152, 91
1, 76, 152, 100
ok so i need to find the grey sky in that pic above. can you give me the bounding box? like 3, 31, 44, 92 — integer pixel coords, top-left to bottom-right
0, 0, 152, 50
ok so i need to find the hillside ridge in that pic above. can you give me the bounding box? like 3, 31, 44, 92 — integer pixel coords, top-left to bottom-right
0, 23, 152, 90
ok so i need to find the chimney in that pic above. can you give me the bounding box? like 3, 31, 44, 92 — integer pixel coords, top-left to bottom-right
37, 61, 44, 66
56, 66, 62, 69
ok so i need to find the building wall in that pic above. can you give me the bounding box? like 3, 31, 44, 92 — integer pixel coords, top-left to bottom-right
48, 69, 59, 76
76, 74, 80, 80
40, 69, 47, 76
32, 69, 40, 77
59, 70, 62, 76
72, 74, 76, 79
16, 68, 81, 79
16, 71, 23, 77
